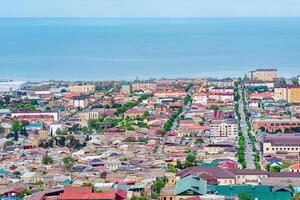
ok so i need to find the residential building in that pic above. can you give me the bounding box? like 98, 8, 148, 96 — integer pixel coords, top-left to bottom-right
210, 119, 238, 138
11, 109, 59, 122
274, 86, 300, 103
131, 82, 156, 92
69, 84, 95, 94
248, 69, 277, 82
0, 80, 25, 93
70, 96, 88, 109
121, 83, 132, 94
262, 134, 300, 155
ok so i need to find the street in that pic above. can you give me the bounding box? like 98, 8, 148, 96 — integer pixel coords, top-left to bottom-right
238, 89, 255, 169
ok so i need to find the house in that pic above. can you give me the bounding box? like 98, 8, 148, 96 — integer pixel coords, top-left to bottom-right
262, 134, 300, 155
57, 187, 127, 200
124, 108, 144, 118
160, 175, 208, 200
70, 96, 88, 109
210, 119, 238, 139
289, 163, 300, 172
192, 93, 207, 105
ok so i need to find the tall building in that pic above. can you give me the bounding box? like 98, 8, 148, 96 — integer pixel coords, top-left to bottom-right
210, 119, 238, 138
287, 86, 300, 103
248, 69, 277, 82
69, 84, 95, 94
274, 86, 300, 103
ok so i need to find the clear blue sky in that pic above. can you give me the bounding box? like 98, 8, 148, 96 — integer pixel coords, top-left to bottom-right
1, 0, 300, 17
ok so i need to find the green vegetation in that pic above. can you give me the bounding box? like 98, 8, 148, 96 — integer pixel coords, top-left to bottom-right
234, 93, 246, 168
62, 156, 75, 171
131, 197, 149, 200
167, 164, 177, 173
114, 94, 153, 116
151, 177, 167, 198
4, 140, 14, 147
82, 182, 94, 187
241, 87, 261, 170
32, 180, 44, 186
42, 154, 53, 165
17, 189, 32, 198
163, 107, 182, 132
183, 95, 192, 105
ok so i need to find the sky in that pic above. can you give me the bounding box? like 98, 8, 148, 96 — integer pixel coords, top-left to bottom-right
1, 0, 300, 18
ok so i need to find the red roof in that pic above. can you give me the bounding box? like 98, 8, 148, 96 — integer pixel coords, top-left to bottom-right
185, 196, 201, 200
58, 187, 119, 200
290, 163, 300, 170
58, 192, 115, 200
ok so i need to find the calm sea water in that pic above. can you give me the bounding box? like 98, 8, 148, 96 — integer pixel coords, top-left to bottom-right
0, 17, 300, 81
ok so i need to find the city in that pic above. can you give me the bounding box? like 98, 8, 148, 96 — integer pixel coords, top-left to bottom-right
0, 69, 300, 200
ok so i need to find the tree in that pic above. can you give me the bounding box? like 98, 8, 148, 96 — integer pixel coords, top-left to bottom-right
62, 156, 75, 171
167, 164, 177, 173
82, 182, 94, 187
56, 128, 62, 135
42, 155, 53, 165
270, 166, 281, 172
151, 177, 166, 198
239, 192, 252, 200
11, 120, 21, 133
4, 140, 14, 147
176, 160, 183, 169
131, 197, 149, 200
0, 125, 5, 134
20, 127, 28, 137
17, 189, 32, 198
32, 180, 44, 186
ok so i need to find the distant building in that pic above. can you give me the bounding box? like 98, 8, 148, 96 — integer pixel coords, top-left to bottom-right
274, 86, 300, 103
131, 82, 156, 92
0, 80, 25, 93
70, 96, 88, 109
121, 83, 131, 94
248, 69, 277, 82
11, 109, 59, 122
69, 84, 95, 94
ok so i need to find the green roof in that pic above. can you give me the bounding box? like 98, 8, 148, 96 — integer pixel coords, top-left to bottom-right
199, 160, 219, 167
128, 185, 145, 191
245, 191, 291, 200
208, 185, 291, 200
175, 175, 206, 195
218, 106, 232, 111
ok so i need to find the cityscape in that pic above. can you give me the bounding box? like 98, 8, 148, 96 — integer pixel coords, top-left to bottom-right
1, 69, 300, 199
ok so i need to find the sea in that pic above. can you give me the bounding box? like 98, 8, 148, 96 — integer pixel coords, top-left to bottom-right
0, 17, 300, 81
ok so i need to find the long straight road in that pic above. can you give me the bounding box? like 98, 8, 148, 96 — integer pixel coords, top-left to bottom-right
238, 89, 255, 169
156, 88, 192, 157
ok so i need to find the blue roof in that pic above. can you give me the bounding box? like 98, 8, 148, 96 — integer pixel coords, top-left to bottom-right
0, 168, 8, 174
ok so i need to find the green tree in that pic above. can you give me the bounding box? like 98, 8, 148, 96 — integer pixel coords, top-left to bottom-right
151, 177, 166, 198
62, 156, 75, 171
32, 180, 44, 186
12, 119, 21, 133
239, 192, 252, 200
82, 182, 94, 187
131, 197, 149, 200
4, 140, 14, 147
17, 189, 32, 198
42, 154, 53, 165
0, 125, 5, 134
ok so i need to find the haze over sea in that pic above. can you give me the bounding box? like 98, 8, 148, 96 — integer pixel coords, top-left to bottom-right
0, 17, 300, 81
